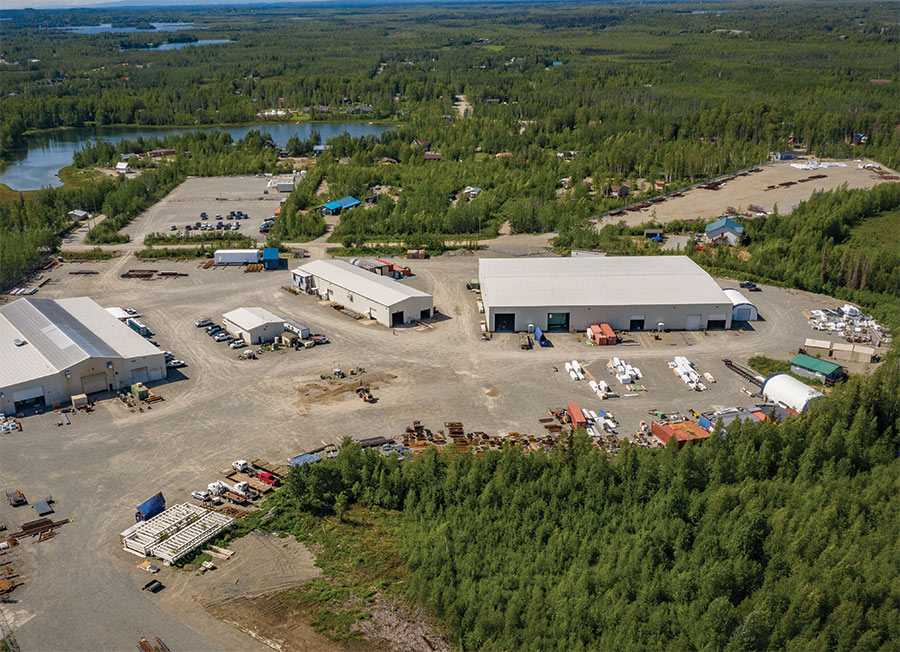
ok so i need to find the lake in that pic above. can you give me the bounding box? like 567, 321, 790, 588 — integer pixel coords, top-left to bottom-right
0, 123, 394, 191
52, 22, 202, 34
136, 39, 234, 51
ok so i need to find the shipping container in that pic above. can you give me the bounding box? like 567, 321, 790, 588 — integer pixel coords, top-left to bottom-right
214, 249, 260, 265
566, 402, 587, 429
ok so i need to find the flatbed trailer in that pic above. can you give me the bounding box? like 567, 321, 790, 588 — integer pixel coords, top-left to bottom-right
251, 459, 289, 478
227, 472, 272, 494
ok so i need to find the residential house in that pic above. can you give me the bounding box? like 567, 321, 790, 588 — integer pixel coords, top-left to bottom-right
423, 152, 443, 161
68, 209, 90, 222
115, 161, 132, 174
411, 138, 430, 148
704, 217, 744, 246
608, 184, 629, 199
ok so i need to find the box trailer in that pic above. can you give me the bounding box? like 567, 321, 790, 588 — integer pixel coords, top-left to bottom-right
214, 249, 260, 265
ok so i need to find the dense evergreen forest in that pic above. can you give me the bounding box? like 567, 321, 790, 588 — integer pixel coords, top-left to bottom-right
275, 357, 900, 650
2, 1, 899, 284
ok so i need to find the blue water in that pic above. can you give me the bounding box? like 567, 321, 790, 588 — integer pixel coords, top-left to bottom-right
53, 22, 201, 34
0, 123, 394, 191
137, 39, 234, 51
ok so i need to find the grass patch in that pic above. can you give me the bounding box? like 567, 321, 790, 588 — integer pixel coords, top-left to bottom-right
747, 355, 828, 387
60, 248, 116, 260
58, 164, 103, 190
143, 231, 256, 247
0, 182, 38, 202
136, 247, 213, 259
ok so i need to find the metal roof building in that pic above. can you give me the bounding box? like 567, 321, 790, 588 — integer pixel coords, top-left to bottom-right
723, 288, 758, 321
761, 373, 823, 412
222, 307, 284, 344
478, 256, 732, 333
790, 353, 843, 384
319, 196, 361, 215
0, 297, 165, 414
290, 259, 433, 327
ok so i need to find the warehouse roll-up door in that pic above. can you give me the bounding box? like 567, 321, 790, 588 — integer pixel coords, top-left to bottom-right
686, 315, 701, 331
81, 372, 108, 395
13, 386, 44, 402
547, 312, 570, 332
494, 313, 515, 332
131, 367, 149, 384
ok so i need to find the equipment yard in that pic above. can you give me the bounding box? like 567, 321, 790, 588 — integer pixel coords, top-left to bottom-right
600, 159, 900, 227
0, 248, 885, 651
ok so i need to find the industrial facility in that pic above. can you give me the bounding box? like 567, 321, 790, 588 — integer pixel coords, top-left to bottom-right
0, 297, 166, 414
478, 256, 733, 333
761, 373, 823, 412
222, 307, 284, 344
290, 259, 433, 327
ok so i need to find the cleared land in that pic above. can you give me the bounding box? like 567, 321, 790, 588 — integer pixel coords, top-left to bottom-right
600, 159, 899, 227
0, 241, 886, 650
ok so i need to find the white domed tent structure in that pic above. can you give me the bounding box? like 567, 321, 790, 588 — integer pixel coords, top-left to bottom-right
723, 288, 758, 321
760, 373, 823, 413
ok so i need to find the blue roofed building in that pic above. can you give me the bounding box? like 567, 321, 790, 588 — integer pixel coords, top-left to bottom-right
704, 217, 745, 246
319, 196, 361, 216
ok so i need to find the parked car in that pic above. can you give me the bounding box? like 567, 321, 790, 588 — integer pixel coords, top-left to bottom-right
213, 332, 230, 342
195, 318, 212, 327
312, 334, 329, 345
139, 561, 160, 573
191, 490, 210, 501
208, 328, 223, 337
142, 580, 164, 593
229, 339, 246, 349
170, 225, 177, 231
205, 324, 220, 333
201, 214, 208, 220
163, 353, 175, 361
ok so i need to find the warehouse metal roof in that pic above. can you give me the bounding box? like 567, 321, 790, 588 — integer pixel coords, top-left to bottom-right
790, 353, 842, 375
222, 307, 283, 331
722, 288, 755, 307
292, 259, 432, 307
478, 256, 730, 308
0, 297, 161, 387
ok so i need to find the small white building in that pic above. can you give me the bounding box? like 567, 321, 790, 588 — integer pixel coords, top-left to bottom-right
722, 288, 758, 321
267, 173, 299, 193
291, 259, 433, 327
115, 161, 132, 174
222, 307, 284, 344
760, 373, 823, 413
68, 209, 90, 222
0, 297, 165, 414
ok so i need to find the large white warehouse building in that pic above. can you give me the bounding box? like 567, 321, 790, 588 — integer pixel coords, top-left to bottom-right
479, 256, 733, 333
0, 297, 166, 414
291, 259, 433, 327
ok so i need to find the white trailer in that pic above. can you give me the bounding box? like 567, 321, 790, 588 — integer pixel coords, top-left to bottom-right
214, 249, 260, 265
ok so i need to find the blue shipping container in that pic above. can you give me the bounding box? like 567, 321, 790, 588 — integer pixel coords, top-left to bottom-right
135, 492, 166, 522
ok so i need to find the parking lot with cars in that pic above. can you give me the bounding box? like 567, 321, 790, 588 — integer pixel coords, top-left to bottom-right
119, 176, 288, 245
0, 238, 877, 651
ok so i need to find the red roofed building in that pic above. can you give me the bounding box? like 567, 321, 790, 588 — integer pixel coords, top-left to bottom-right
651, 419, 710, 447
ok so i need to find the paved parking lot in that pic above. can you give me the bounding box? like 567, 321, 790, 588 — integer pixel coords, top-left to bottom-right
0, 248, 876, 651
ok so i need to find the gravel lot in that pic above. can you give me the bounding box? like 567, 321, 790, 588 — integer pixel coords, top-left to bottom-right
599, 159, 899, 227
0, 247, 880, 651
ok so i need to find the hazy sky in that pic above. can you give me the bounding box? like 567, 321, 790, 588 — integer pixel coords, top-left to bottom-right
6, 0, 114, 7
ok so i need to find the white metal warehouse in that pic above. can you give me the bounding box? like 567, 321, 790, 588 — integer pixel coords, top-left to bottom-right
291, 259, 433, 327
478, 256, 733, 333
0, 297, 166, 414
222, 307, 284, 344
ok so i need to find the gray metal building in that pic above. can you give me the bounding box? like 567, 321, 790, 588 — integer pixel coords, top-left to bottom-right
479, 256, 733, 333
0, 297, 166, 414
222, 307, 284, 344
291, 259, 433, 327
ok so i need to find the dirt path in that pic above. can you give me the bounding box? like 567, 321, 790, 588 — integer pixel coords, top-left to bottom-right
453, 95, 471, 119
